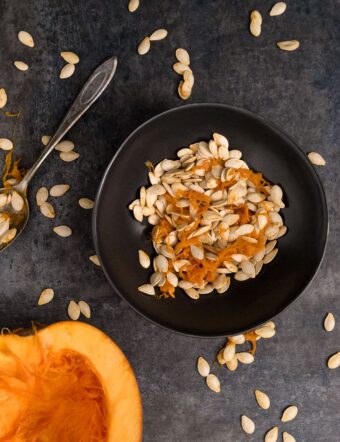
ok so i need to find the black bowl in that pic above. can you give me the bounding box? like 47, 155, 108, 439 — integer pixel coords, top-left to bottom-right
93, 104, 328, 337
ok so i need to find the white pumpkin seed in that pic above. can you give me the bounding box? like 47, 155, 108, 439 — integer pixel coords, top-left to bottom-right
229, 334, 245, 344
234, 271, 250, 281
128, 0, 139, 12
14, 61, 29, 71
78, 300, 91, 318
89, 255, 101, 266
324, 312, 335, 332
184, 288, 199, 299
138, 250, 150, 268
11, 191, 24, 211
0, 88, 7, 108
178, 81, 191, 100
250, 10, 262, 37
0, 220, 9, 237
40, 202, 55, 218
154, 254, 168, 272
38, 288, 54, 305
264, 426, 278, 442
263, 248, 278, 264
327, 352, 340, 369
167, 272, 178, 287
18, 31, 34, 47
0, 228, 17, 244
241, 415, 255, 434
50, 184, 70, 197
149, 29, 168, 41
223, 342, 235, 362
190, 245, 204, 260
0, 138, 13, 151
68, 300, 80, 320
240, 261, 256, 278
138, 284, 155, 295
173, 62, 191, 75
213, 133, 229, 147
269, 2, 287, 16
237, 352, 254, 364
255, 326, 276, 338
53, 225, 72, 237
277, 40, 300, 51
60, 151, 79, 162
60, 51, 80, 64
138, 37, 150, 55
282, 432, 296, 442
255, 389, 270, 409
175, 48, 190, 65
281, 405, 298, 422
60, 63, 75, 79
36, 187, 48, 206
41, 135, 51, 145
133, 205, 143, 222
206, 373, 220, 393
55, 140, 75, 152
79, 198, 94, 209
197, 356, 210, 377
308, 151, 326, 166
226, 355, 238, 371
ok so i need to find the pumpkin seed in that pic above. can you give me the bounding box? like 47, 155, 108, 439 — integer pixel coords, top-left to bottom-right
175, 48, 190, 65
281, 405, 298, 422
324, 313, 335, 332
128, 0, 139, 12
184, 288, 199, 299
178, 81, 191, 100
60, 51, 80, 64
138, 37, 150, 55
133, 205, 143, 222
264, 426, 278, 442
206, 373, 220, 393
11, 191, 24, 211
79, 198, 94, 209
167, 272, 178, 287
155, 254, 168, 272
138, 284, 155, 295
55, 140, 75, 152
308, 151, 326, 166
250, 10, 262, 37
53, 225, 72, 237
0, 220, 9, 237
213, 133, 229, 147
0, 88, 7, 108
50, 184, 70, 197
138, 250, 150, 268
0, 138, 13, 151
40, 202, 55, 218
234, 271, 250, 281
229, 334, 245, 344
269, 2, 287, 16
277, 40, 300, 51
282, 432, 296, 442
255, 389, 270, 409
60, 151, 79, 161
223, 342, 235, 362
237, 352, 254, 364
173, 62, 191, 75
89, 255, 101, 266
197, 356, 210, 377
41, 135, 51, 145
241, 415, 255, 434
78, 300, 91, 318
36, 187, 48, 206
255, 326, 276, 338
18, 31, 34, 47
0, 228, 17, 244
263, 248, 278, 264
190, 245, 204, 260
149, 29, 168, 41
327, 352, 340, 369
68, 300, 80, 320
226, 355, 238, 371
60, 63, 75, 79
14, 61, 29, 71
38, 288, 54, 305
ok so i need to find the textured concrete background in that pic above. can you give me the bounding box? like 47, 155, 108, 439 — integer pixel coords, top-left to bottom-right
0, 1, 339, 441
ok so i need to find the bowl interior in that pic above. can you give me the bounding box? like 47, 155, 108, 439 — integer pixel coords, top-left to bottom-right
93, 104, 327, 336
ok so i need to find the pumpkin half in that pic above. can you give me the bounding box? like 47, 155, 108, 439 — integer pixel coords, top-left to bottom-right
0, 321, 142, 442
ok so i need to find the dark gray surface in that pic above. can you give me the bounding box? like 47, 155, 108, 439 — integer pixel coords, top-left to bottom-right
0, 1, 339, 441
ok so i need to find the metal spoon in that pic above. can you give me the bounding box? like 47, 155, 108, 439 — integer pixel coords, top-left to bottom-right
0, 56, 117, 252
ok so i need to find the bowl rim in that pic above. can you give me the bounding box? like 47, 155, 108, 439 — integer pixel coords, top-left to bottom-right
92, 102, 328, 338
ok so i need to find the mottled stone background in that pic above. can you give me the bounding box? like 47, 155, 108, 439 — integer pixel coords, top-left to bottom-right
0, 0, 339, 441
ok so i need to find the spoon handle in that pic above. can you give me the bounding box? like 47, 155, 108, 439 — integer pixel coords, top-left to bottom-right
17, 56, 118, 193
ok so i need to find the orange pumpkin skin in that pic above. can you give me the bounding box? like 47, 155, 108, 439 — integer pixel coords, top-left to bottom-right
0, 321, 143, 442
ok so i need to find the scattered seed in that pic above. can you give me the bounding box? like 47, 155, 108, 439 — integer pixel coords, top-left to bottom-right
79, 197, 94, 209
138, 249, 150, 268
308, 151, 326, 166
229, 334, 245, 344
60, 51, 80, 64
277, 40, 300, 51
128, 0, 139, 12
176, 48, 190, 65
178, 81, 191, 100
40, 202, 55, 218
197, 356, 210, 377
250, 10, 262, 37
14, 61, 29, 71
324, 313, 335, 332
50, 184, 70, 197
0, 228, 17, 244
60, 63, 75, 79
281, 405, 298, 422
255, 390, 270, 409
53, 225, 72, 237
11, 191, 24, 211
327, 352, 340, 369
0, 88, 7, 108
223, 342, 236, 362
255, 326, 276, 338
89, 255, 100, 266
133, 205, 143, 222
55, 140, 75, 152
0, 138, 13, 151
138, 284, 155, 295
173, 62, 191, 75
78, 300, 91, 318
18, 31, 34, 47
138, 37, 151, 55
269, 2, 287, 16
226, 355, 238, 371
149, 29, 168, 41
41, 135, 51, 145
68, 300, 80, 320
36, 187, 48, 206
60, 151, 79, 162
282, 432, 296, 442
241, 415, 255, 434
265, 426, 278, 442
206, 373, 220, 393
38, 288, 54, 305
237, 352, 254, 364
